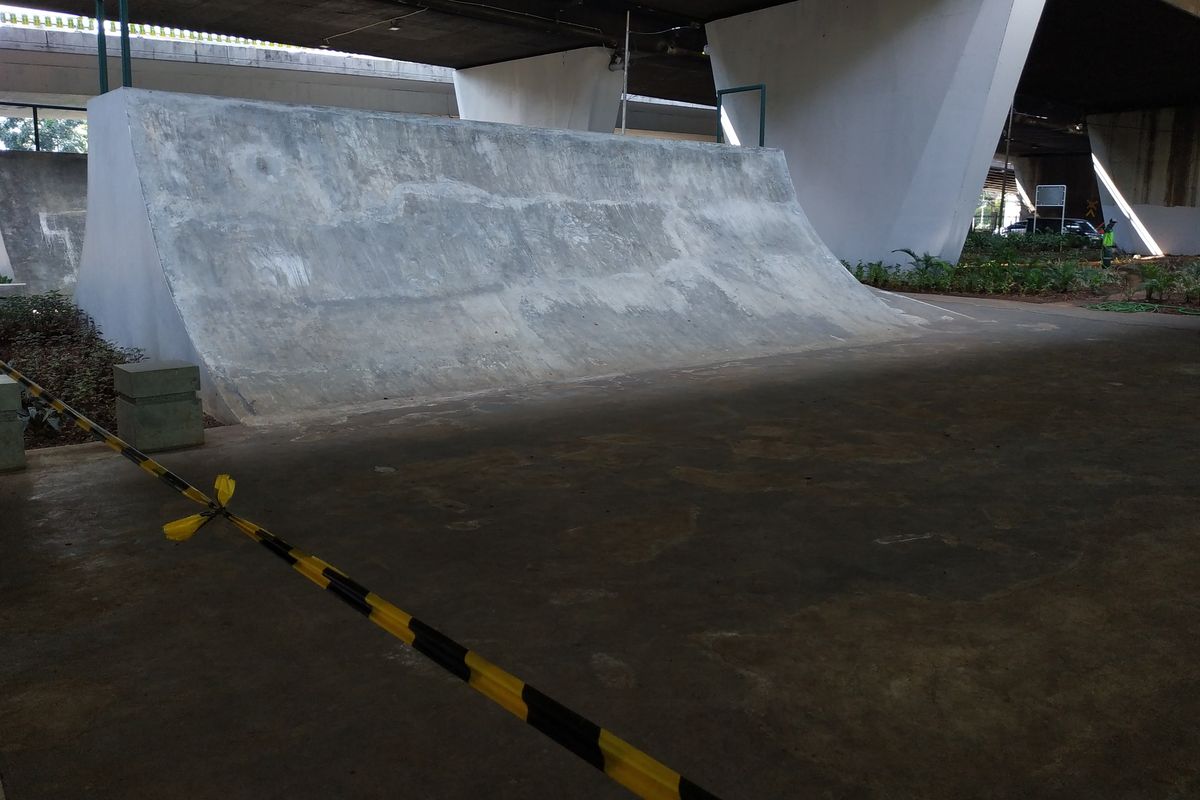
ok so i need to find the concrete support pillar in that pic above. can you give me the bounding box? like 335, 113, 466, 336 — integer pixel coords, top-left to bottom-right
706, 0, 1046, 265
114, 361, 204, 452
1088, 106, 1200, 256
453, 47, 623, 132
0, 375, 25, 472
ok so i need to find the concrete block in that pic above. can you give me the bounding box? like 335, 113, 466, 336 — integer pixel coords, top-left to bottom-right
114, 361, 204, 452
0, 375, 20, 412
0, 376, 25, 472
113, 360, 201, 398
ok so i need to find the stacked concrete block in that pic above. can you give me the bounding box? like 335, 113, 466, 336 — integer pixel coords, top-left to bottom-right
114, 361, 204, 452
0, 375, 25, 471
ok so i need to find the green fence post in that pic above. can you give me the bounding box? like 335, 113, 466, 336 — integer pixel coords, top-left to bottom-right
95, 0, 109, 93
118, 0, 132, 87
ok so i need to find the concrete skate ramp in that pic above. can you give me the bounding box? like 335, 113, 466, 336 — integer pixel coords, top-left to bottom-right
76, 88, 916, 422
0, 151, 87, 293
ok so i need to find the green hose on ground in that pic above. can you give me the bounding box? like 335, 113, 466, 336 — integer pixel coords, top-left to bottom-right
1087, 301, 1200, 315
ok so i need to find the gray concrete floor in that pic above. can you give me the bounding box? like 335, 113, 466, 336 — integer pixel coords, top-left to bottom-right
2, 296, 1198, 799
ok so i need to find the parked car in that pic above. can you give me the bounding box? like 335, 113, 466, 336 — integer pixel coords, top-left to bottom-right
1001, 218, 1102, 241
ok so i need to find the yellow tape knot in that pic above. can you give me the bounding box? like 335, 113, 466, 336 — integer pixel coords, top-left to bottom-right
163, 474, 236, 541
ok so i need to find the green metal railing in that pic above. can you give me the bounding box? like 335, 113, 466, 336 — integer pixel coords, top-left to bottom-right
94, 0, 132, 92
715, 84, 766, 148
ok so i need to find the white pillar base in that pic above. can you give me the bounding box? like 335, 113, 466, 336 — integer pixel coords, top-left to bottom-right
1089, 107, 1200, 256
707, 0, 1045, 265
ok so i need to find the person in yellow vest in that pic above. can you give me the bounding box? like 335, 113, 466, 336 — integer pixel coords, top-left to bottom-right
1100, 219, 1117, 268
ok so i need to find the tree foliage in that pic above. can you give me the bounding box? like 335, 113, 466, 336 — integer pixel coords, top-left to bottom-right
0, 117, 88, 153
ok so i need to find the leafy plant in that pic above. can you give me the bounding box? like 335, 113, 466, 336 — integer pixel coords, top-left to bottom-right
861, 261, 890, 288
1046, 261, 1080, 293
979, 262, 1016, 294
848, 239, 1133, 302
0, 275, 12, 285
1076, 268, 1116, 295
1138, 263, 1177, 302
1180, 263, 1200, 304
963, 229, 997, 252
892, 249, 955, 292
0, 291, 143, 448
953, 267, 987, 293
0, 291, 93, 340
1019, 267, 1049, 294
19, 397, 62, 434
1121, 272, 1138, 301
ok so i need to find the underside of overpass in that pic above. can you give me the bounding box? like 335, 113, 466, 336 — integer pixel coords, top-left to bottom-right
24, 0, 1200, 157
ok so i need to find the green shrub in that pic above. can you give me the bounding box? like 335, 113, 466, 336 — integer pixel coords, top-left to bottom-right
859, 261, 890, 288
1076, 268, 1118, 295
852, 242, 1131, 301
976, 262, 1016, 294
0, 275, 12, 285
959, 228, 1097, 266
963, 229, 1002, 253
893, 249, 956, 292
1181, 262, 1200, 303
1047, 261, 1080, 293
1019, 267, 1049, 294
952, 267, 987, 294
1138, 263, 1177, 302
0, 291, 143, 448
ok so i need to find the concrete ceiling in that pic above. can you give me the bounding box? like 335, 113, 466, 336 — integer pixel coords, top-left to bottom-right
1162, 0, 1200, 15
1017, 0, 1200, 118
23, 0, 1200, 141
31, 1, 761, 103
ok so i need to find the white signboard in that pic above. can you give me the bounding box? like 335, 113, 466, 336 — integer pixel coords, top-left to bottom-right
1035, 184, 1067, 208
1034, 184, 1068, 233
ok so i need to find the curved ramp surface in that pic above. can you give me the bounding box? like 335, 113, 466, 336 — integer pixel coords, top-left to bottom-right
76, 89, 916, 422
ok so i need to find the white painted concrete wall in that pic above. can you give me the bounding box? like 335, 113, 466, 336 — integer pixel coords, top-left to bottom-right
453, 47, 623, 132
707, 0, 1045, 265
1088, 107, 1200, 255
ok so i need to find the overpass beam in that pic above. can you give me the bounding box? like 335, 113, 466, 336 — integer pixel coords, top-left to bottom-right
453, 47, 623, 133
706, 0, 1046, 265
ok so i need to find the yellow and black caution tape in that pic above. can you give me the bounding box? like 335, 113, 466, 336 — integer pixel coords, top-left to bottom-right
0, 359, 722, 800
